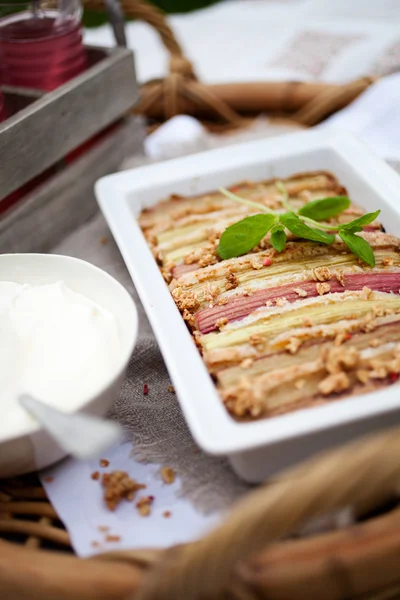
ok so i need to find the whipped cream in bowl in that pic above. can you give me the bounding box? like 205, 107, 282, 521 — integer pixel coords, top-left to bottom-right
0, 254, 138, 477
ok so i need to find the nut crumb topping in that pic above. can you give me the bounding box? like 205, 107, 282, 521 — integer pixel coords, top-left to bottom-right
336, 270, 346, 287
168, 384, 175, 393
163, 511, 172, 518
100, 459, 110, 468
182, 309, 196, 329
249, 334, 264, 349
334, 332, 352, 346
285, 337, 302, 354
356, 369, 370, 384
324, 346, 359, 375
361, 286, 373, 299
318, 372, 350, 395
250, 257, 264, 270
91, 471, 100, 481
215, 317, 229, 330
294, 287, 308, 297
311, 266, 331, 282
316, 282, 331, 295
225, 272, 239, 291
275, 297, 288, 307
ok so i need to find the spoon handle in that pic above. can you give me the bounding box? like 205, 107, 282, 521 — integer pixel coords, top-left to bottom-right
19, 394, 122, 460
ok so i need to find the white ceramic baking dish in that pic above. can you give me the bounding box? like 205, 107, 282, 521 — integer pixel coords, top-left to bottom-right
96, 129, 400, 483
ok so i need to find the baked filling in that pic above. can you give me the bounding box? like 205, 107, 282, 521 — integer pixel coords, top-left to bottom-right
139, 171, 400, 421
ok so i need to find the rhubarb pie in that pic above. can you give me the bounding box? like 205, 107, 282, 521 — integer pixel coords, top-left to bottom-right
139, 171, 400, 420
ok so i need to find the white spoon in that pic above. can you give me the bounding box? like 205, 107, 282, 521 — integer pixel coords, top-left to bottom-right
19, 394, 121, 460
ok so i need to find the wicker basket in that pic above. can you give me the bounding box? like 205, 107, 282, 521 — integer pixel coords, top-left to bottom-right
1, 426, 400, 599
1, 3, 396, 598
81, 0, 377, 129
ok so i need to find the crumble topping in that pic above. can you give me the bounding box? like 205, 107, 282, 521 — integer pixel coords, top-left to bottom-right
334, 332, 352, 346
323, 346, 359, 375
285, 337, 302, 354
356, 369, 370, 384
250, 257, 264, 270
318, 372, 350, 395
336, 270, 346, 286
182, 309, 196, 329
215, 317, 229, 330
316, 282, 331, 295
249, 334, 265, 350
141, 171, 400, 423
225, 272, 239, 291
275, 297, 289, 307
311, 266, 331, 282
294, 287, 308, 297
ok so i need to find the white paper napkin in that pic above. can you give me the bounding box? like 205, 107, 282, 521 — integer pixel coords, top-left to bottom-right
41, 438, 219, 557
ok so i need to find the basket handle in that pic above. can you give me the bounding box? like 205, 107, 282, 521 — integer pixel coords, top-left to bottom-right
82, 0, 245, 124
83, 0, 197, 79
123, 424, 400, 600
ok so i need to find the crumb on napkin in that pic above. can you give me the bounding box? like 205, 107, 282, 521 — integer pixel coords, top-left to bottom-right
160, 466, 176, 485
102, 471, 146, 511
136, 495, 154, 517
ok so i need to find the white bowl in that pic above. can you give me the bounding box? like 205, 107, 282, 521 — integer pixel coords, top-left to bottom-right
0, 253, 138, 477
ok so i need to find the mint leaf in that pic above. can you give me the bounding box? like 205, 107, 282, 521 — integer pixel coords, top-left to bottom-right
217, 214, 276, 259
270, 225, 286, 252
279, 212, 335, 244
339, 230, 375, 267
339, 210, 381, 232
298, 196, 350, 221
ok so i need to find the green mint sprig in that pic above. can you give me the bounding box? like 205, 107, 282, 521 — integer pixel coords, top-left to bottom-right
216, 183, 380, 267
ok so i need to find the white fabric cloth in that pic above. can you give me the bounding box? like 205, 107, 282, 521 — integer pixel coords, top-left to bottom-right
84, 0, 400, 85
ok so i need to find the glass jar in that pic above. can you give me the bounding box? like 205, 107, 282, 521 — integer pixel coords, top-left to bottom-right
0, 0, 87, 91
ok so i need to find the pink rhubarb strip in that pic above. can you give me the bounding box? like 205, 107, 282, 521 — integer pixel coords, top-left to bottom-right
196, 272, 400, 333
